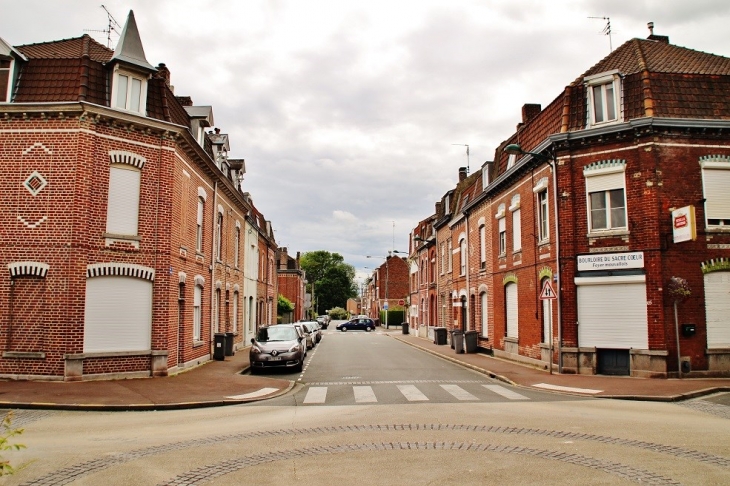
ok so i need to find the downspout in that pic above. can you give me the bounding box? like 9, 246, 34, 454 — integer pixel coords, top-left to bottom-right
551, 154, 563, 374
210, 181, 218, 356
465, 214, 471, 332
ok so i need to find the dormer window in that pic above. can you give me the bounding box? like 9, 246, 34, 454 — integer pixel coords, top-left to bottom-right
507, 153, 517, 169
585, 70, 622, 127
0, 58, 12, 102
111, 66, 147, 115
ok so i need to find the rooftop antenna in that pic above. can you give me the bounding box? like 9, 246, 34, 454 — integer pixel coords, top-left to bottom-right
85, 5, 122, 48
452, 144, 470, 173
589, 16, 612, 52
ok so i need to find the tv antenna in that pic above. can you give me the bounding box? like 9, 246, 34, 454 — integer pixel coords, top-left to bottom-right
452, 144, 470, 174
589, 16, 612, 52
84, 5, 122, 48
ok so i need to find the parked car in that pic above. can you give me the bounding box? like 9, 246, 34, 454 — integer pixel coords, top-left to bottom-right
294, 322, 315, 350
304, 321, 322, 344
336, 317, 375, 332
249, 324, 305, 373
316, 315, 330, 329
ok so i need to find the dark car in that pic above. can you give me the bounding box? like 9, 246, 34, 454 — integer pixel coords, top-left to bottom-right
249, 324, 305, 373
336, 317, 375, 332
316, 315, 330, 329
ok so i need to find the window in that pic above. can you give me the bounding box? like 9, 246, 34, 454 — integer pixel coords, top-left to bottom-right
193, 284, 202, 341
216, 212, 223, 260
480, 291, 488, 338
196, 197, 204, 252
234, 226, 240, 267
0, 59, 12, 102
447, 239, 453, 273
481, 163, 490, 190
498, 217, 506, 255
589, 189, 626, 230
505, 282, 518, 338
440, 243, 445, 275
112, 67, 147, 115
700, 155, 730, 227
507, 153, 517, 169
510, 195, 521, 253
459, 237, 467, 276
106, 165, 141, 236
479, 223, 486, 269
584, 160, 627, 233
538, 190, 549, 241
586, 71, 621, 127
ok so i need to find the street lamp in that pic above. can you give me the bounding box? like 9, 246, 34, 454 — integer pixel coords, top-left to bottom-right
504, 143, 562, 374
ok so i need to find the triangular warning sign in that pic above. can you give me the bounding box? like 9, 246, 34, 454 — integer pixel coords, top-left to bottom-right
540, 280, 557, 300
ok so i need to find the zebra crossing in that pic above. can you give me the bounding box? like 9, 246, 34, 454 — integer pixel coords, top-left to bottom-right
299, 381, 531, 405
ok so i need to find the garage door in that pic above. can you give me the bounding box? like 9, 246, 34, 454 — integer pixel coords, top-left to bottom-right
84, 276, 152, 352
705, 271, 730, 348
576, 275, 647, 349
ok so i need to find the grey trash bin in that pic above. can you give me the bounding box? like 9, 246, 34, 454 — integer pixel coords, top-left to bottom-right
402, 322, 409, 335
452, 329, 464, 354
434, 327, 447, 345
225, 332, 235, 356
214, 333, 226, 361
464, 330, 478, 353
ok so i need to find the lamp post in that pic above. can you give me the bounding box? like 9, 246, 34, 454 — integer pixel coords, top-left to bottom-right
504, 143, 562, 374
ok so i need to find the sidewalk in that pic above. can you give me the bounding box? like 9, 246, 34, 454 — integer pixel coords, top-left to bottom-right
389, 329, 730, 401
0, 350, 294, 411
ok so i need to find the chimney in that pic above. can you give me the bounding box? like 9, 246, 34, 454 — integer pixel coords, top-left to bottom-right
522, 103, 541, 124
435, 201, 442, 216
176, 96, 193, 107
458, 167, 468, 181
156, 63, 171, 87
647, 22, 669, 44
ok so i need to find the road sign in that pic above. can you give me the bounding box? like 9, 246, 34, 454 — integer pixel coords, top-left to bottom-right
398, 299, 405, 305
383, 302, 389, 310
540, 280, 557, 300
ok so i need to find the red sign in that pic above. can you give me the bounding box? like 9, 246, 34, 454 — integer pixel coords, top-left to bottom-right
539, 280, 557, 300
674, 214, 687, 229
398, 299, 405, 305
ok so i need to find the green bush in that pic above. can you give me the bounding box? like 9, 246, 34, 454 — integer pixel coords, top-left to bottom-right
379, 309, 404, 326
0, 411, 25, 476
328, 307, 348, 319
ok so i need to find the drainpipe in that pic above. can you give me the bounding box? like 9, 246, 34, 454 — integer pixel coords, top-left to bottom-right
551, 155, 563, 374
210, 181, 218, 356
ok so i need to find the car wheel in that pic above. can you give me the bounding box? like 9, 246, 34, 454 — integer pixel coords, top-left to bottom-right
295, 361, 303, 373
366, 326, 373, 332
341, 327, 347, 332
250, 366, 258, 375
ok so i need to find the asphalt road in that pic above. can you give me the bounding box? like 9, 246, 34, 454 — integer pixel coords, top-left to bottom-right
251, 327, 581, 406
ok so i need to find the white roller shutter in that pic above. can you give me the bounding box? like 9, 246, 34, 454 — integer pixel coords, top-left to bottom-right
84, 276, 152, 352
705, 271, 730, 348
702, 169, 730, 221
585, 171, 625, 193
576, 276, 647, 349
106, 165, 141, 235
506, 283, 518, 338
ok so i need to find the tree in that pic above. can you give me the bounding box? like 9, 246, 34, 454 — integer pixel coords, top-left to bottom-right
277, 294, 294, 316
300, 251, 357, 314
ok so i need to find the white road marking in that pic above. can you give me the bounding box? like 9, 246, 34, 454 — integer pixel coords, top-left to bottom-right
353, 386, 377, 403
533, 383, 603, 394
397, 384, 429, 401
226, 387, 279, 399
440, 384, 478, 401
483, 384, 529, 400
303, 386, 328, 403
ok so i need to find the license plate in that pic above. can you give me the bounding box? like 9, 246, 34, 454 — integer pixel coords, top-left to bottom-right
269, 356, 282, 361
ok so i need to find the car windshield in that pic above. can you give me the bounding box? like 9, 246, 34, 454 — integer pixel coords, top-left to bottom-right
256, 326, 298, 342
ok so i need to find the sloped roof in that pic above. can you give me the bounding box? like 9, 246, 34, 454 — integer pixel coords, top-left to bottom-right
17, 35, 112, 62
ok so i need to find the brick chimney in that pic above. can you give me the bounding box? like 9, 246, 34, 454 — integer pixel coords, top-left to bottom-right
647, 22, 669, 44
156, 63, 171, 86
458, 167, 468, 181
435, 201, 442, 216
522, 103, 542, 124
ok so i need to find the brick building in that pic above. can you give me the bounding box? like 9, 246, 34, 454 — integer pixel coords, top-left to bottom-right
277, 248, 306, 323
411, 29, 730, 377
364, 254, 408, 325
0, 11, 280, 380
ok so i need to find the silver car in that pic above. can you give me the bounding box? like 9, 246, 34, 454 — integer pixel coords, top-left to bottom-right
249, 325, 305, 373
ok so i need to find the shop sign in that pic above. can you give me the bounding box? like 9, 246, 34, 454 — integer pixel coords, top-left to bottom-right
577, 251, 644, 271
672, 205, 697, 243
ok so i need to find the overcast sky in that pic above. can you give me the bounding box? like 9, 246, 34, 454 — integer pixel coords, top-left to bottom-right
3, 0, 730, 282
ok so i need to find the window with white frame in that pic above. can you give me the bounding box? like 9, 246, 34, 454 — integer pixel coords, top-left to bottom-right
459, 237, 467, 276
193, 284, 202, 341
538, 190, 549, 241
216, 211, 223, 261
479, 223, 486, 269
700, 155, 730, 227
584, 160, 627, 233
498, 217, 506, 256
214, 288, 221, 332
481, 163, 490, 190
510, 195, 521, 253
106, 165, 141, 236
0, 58, 13, 102
507, 153, 517, 169
440, 242, 445, 275
196, 197, 204, 252
234, 226, 240, 267
585, 71, 621, 127
112, 67, 148, 115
